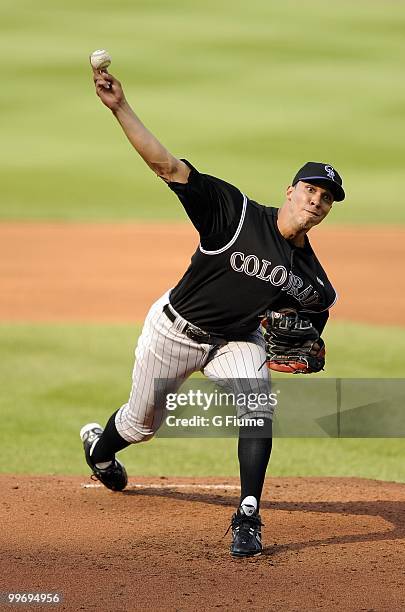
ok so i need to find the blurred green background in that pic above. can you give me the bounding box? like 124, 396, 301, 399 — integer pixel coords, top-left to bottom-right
1, 322, 404, 481
1, 0, 405, 223
1, 0, 405, 481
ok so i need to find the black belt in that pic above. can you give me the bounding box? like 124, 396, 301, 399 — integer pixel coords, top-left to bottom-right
163, 304, 227, 346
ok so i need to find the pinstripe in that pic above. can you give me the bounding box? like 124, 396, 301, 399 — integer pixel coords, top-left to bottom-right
202, 333, 271, 421
116, 292, 209, 442
178, 336, 188, 377
194, 343, 200, 371
183, 340, 192, 373
116, 291, 270, 443
119, 302, 164, 440
207, 350, 226, 380
235, 342, 253, 393
225, 352, 235, 378
235, 342, 248, 381
137, 312, 158, 425
150, 311, 169, 433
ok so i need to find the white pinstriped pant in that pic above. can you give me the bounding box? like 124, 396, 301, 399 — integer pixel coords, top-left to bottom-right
115, 291, 271, 443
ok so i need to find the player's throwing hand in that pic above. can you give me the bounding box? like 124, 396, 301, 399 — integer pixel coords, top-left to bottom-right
91, 68, 126, 113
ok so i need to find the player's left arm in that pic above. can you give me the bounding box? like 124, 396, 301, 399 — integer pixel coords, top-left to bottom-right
304, 310, 329, 336
304, 310, 329, 357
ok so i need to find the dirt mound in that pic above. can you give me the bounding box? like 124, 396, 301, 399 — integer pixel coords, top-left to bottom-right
1, 474, 404, 611
1, 222, 405, 325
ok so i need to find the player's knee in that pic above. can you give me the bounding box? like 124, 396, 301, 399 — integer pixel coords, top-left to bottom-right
122, 428, 156, 444
138, 430, 156, 443
116, 402, 163, 443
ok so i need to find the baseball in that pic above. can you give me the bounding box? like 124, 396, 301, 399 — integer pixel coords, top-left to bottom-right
90, 49, 111, 71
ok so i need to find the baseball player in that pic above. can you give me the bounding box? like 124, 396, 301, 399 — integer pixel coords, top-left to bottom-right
80, 66, 345, 557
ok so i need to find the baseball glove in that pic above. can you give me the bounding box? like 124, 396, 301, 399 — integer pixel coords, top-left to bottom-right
261, 310, 325, 374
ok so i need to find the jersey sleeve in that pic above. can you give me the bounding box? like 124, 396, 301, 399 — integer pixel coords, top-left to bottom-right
306, 310, 329, 335
167, 159, 244, 239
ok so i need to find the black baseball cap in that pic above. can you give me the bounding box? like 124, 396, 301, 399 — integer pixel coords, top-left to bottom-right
292, 162, 345, 202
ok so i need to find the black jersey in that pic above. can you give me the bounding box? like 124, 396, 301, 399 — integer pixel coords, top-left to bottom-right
168, 161, 336, 338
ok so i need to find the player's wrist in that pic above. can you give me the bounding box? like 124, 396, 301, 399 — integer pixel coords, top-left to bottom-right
112, 98, 130, 116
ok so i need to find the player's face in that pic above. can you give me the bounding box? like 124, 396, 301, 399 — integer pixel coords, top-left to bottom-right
286, 181, 333, 230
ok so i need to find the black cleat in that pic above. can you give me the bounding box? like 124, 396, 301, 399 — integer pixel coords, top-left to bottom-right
229, 504, 263, 558
80, 422, 128, 491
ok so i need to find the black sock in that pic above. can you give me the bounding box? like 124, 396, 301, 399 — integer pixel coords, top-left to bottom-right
238, 419, 273, 511
91, 410, 131, 463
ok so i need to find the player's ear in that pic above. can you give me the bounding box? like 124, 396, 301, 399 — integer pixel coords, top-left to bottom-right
286, 185, 295, 200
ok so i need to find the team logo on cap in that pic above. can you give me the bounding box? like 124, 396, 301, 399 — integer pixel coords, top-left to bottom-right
325, 165, 335, 181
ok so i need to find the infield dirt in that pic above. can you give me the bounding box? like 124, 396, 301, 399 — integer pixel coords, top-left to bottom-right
1, 475, 404, 611
1, 222, 405, 325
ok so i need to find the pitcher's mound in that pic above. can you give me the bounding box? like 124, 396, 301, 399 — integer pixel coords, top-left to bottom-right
1, 475, 404, 611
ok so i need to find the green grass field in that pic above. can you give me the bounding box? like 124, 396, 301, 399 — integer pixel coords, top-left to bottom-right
1, 0, 404, 482
1, 0, 405, 223
1, 321, 404, 482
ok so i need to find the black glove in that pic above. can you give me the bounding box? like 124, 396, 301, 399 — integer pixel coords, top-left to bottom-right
261, 310, 325, 374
